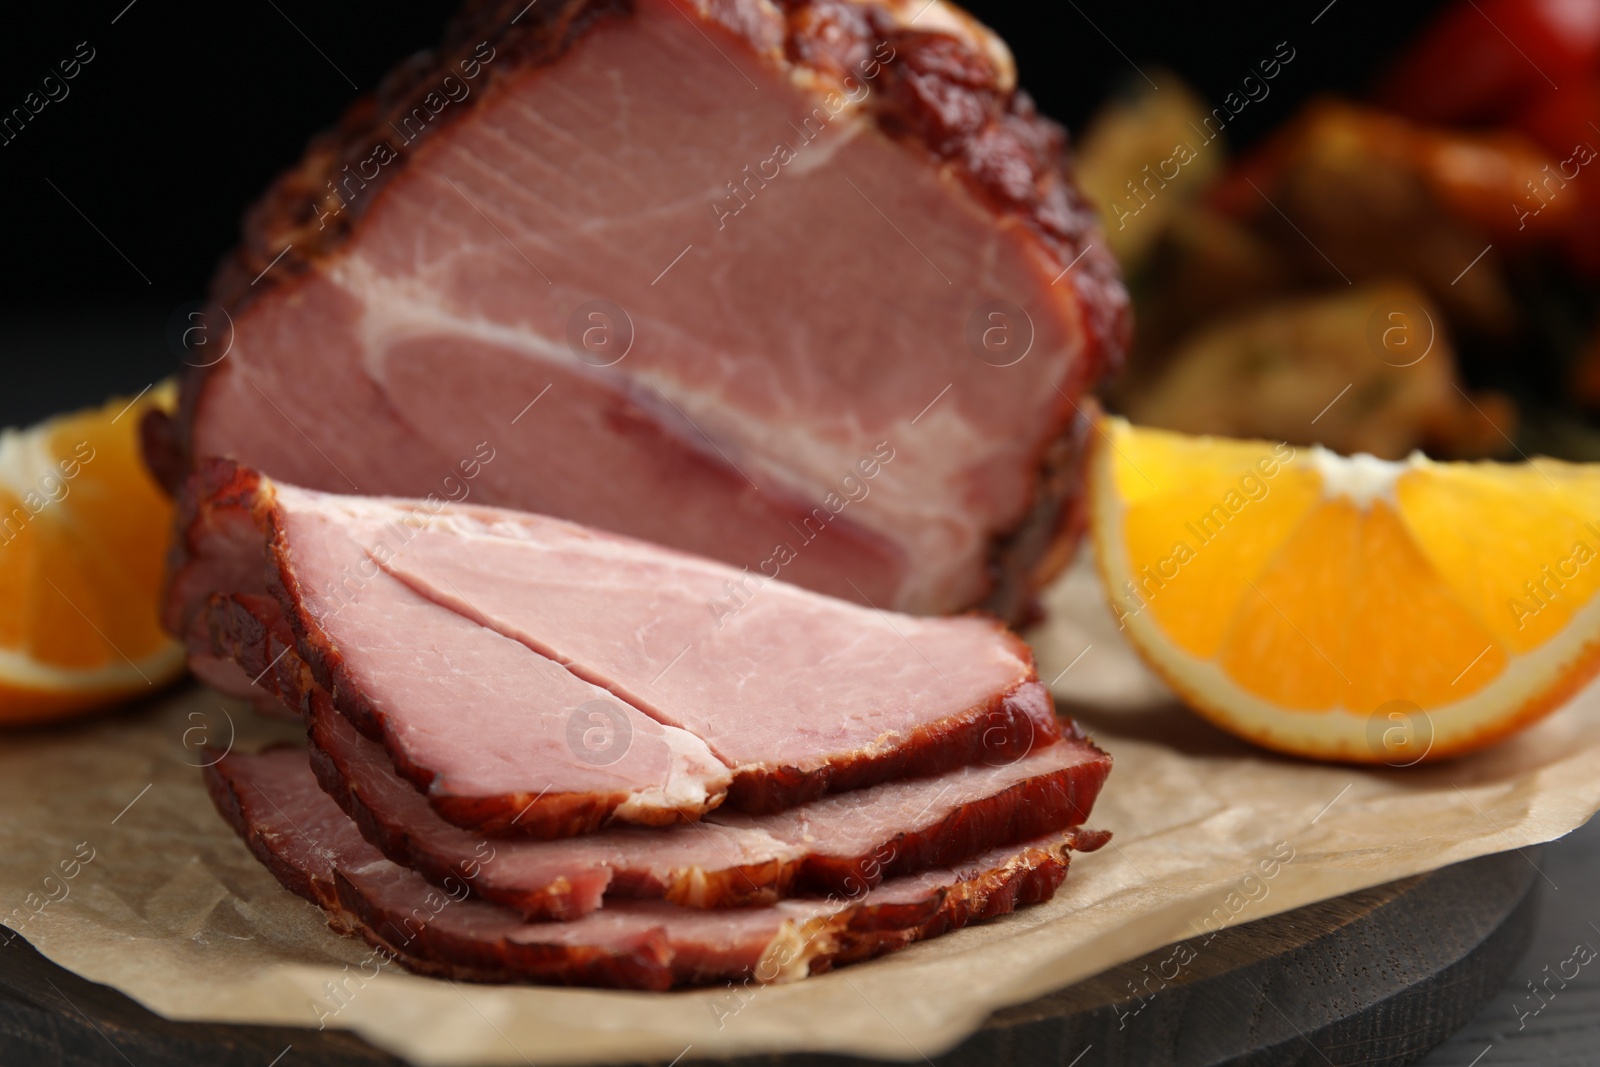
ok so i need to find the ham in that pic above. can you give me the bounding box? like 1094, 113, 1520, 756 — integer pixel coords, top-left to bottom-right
180, 470, 730, 838
309, 692, 1108, 918
205, 746, 1093, 988
172, 461, 1065, 833
192, 590, 1108, 918
151, 0, 1128, 623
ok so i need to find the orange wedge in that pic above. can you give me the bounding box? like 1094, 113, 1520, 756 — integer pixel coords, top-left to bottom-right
0, 383, 185, 725
1089, 415, 1600, 763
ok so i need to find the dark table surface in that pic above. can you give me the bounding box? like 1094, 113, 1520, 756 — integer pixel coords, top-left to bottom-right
1419, 813, 1600, 1066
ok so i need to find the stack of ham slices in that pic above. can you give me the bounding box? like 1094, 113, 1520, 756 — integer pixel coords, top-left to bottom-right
170, 462, 1111, 988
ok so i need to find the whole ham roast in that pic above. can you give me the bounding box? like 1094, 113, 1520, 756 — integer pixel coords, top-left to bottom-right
156, 0, 1125, 989
147, 0, 1127, 621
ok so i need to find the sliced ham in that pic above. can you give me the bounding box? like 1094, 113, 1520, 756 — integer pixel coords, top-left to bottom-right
272, 474, 1059, 810
152, 0, 1128, 623
178, 467, 730, 838
307, 693, 1109, 918
207, 746, 1091, 988
194, 593, 1108, 918
173, 461, 1065, 832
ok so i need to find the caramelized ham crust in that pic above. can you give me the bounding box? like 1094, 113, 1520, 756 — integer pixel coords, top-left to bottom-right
154, 0, 1128, 623
206, 746, 1096, 988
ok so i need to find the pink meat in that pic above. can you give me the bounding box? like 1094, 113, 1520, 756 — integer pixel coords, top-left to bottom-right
265, 477, 1062, 810
178, 466, 729, 838
173, 462, 1067, 830
156, 0, 1128, 623
307, 696, 1109, 918
205, 745, 1084, 988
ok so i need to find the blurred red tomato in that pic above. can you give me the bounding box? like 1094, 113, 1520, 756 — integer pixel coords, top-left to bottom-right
1380, 0, 1600, 125
1516, 78, 1600, 273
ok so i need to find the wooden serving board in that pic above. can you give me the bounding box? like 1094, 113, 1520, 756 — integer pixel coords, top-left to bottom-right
0, 849, 1536, 1067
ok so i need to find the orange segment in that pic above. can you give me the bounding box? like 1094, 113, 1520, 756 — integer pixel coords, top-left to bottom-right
1216, 496, 1360, 710
1398, 460, 1600, 650
0, 383, 186, 725
1112, 429, 1322, 658
1090, 415, 1600, 763
1340, 503, 1506, 711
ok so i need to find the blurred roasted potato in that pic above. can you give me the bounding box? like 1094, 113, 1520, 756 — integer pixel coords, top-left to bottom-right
1124, 282, 1515, 459
1075, 74, 1224, 271
1210, 100, 1571, 338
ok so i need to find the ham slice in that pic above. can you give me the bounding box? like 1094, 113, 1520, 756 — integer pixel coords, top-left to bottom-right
172, 461, 1065, 832
152, 0, 1128, 623
308, 694, 1108, 918
206, 746, 1092, 989
178, 469, 729, 838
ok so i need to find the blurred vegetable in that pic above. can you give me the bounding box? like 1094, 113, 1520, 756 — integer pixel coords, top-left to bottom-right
1122, 283, 1514, 460
1575, 331, 1600, 408
1515, 78, 1600, 275
1074, 74, 1223, 271
1075, 45, 1600, 466
1108, 204, 1289, 400
1216, 98, 1577, 240
1210, 100, 1551, 336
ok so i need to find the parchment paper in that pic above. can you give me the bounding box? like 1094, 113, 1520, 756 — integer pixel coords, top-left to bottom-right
3, 555, 1597, 1067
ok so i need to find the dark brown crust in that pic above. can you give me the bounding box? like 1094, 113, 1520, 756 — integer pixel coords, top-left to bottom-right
816, 841, 1075, 973
202, 754, 360, 936
724, 671, 1059, 813
206, 752, 674, 986
800, 738, 1109, 894
802, 0, 1129, 380
340, 839, 1073, 987
335, 872, 678, 989
154, 0, 1128, 620
334, 836, 1074, 989
981, 398, 1098, 626
209, 745, 1081, 988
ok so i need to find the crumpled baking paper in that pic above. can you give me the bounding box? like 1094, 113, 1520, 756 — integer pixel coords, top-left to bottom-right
1, 556, 1595, 1066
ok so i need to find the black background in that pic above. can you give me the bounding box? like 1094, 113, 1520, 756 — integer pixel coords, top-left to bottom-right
0, 0, 1441, 427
